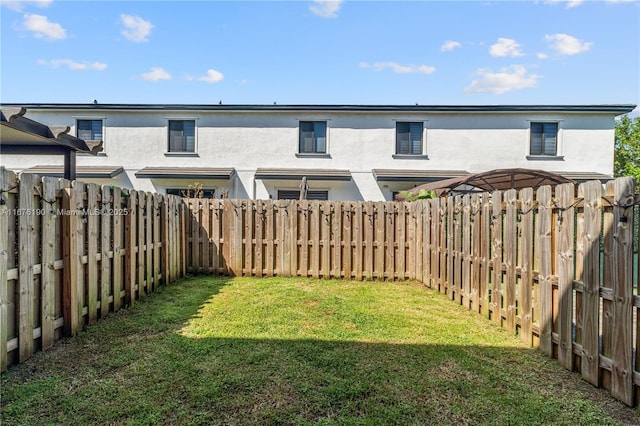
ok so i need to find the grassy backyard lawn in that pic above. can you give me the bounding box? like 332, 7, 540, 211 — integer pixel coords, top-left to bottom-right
1, 276, 638, 425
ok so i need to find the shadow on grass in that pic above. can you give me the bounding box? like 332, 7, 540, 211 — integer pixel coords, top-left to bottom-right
1, 276, 638, 426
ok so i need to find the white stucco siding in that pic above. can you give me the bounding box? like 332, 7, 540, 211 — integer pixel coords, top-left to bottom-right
0, 107, 624, 200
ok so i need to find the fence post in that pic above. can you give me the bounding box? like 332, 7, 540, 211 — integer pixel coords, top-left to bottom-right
580, 180, 601, 386
504, 189, 517, 335
555, 183, 575, 370
86, 183, 99, 325
611, 177, 634, 406
0, 168, 17, 370
100, 185, 112, 319
17, 173, 40, 361
62, 187, 82, 336
125, 191, 137, 306
519, 188, 534, 346
491, 190, 502, 325
536, 186, 553, 355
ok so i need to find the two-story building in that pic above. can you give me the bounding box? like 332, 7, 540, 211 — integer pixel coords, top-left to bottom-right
0, 103, 635, 201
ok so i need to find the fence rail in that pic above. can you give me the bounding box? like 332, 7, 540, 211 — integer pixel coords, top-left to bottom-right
1, 166, 639, 407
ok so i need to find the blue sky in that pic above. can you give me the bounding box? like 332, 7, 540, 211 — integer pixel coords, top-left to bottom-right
1, 0, 638, 113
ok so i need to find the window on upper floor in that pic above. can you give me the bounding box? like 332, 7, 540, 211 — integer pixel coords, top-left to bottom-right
168, 120, 196, 153
396, 122, 423, 155
530, 122, 558, 156
278, 190, 329, 201
299, 121, 327, 154
77, 119, 103, 141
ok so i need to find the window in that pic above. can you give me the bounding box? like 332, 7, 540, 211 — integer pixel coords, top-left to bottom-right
396, 122, 423, 155
299, 121, 327, 154
166, 188, 216, 198
77, 119, 102, 141
278, 190, 328, 200
530, 122, 558, 156
168, 120, 196, 152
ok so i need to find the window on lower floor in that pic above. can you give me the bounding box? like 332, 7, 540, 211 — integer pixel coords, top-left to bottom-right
299, 121, 327, 154
530, 122, 558, 156
168, 120, 196, 152
278, 190, 329, 200
396, 122, 423, 155
77, 119, 103, 141
166, 188, 216, 198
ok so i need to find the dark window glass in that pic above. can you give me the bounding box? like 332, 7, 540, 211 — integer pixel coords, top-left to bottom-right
77, 119, 102, 140
166, 188, 216, 198
168, 120, 196, 152
277, 190, 329, 200
530, 122, 558, 156
396, 122, 423, 155
299, 121, 327, 153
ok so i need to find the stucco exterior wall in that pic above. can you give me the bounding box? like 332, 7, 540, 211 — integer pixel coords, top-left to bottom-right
0, 107, 620, 201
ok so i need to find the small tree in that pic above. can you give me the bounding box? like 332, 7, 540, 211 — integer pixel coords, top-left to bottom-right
614, 115, 640, 185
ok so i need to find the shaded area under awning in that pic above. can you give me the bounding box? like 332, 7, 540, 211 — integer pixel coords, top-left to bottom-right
22, 165, 124, 179
255, 168, 352, 181
396, 168, 577, 199
135, 167, 236, 179
373, 169, 469, 182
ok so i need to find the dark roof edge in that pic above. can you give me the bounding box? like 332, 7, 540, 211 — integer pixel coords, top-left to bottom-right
2, 103, 637, 114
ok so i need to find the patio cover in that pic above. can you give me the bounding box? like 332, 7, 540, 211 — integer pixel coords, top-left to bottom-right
395, 168, 576, 199
22, 165, 124, 179
135, 167, 236, 179
1, 107, 102, 180
255, 168, 352, 181
373, 169, 468, 182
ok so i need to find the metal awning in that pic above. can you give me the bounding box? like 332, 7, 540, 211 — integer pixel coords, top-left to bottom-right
396, 168, 576, 199
558, 172, 613, 182
135, 167, 236, 179
372, 169, 469, 182
22, 165, 124, 179
255, 168, 352, 181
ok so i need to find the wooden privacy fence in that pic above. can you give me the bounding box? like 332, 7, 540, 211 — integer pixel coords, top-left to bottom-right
0, 167, 186, 371
182, 178, 640, 407
2, 165, 640, 407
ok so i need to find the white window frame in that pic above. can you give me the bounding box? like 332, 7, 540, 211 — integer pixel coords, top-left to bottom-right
295, 117, 331, 158
165, 117, 199, 156
526, 119, 564, 160
392, 119, 429, 159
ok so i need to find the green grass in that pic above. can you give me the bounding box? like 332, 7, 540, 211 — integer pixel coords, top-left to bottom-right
1, 277, 638, 425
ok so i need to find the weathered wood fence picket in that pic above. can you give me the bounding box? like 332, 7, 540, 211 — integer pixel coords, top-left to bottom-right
0, 168, 186, 371
1, 165, 639, 407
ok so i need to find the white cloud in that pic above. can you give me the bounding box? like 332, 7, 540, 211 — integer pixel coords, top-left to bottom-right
23, 13, 66, 40
536, 52, 549, 59
360, 61, 436, 74
309, 0, 343, 18
38, 59, 107, 70
441, 40, 461, 52
186, 68, 224, 83
464, 65, 540, 94
605, 0, 638, 3
1, 0, 52, 11
489, 38, 524, 57
545, 33, 592, 55
120, 14, 153, 42
141, 67, 171, 81
544, 0, 584, 8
